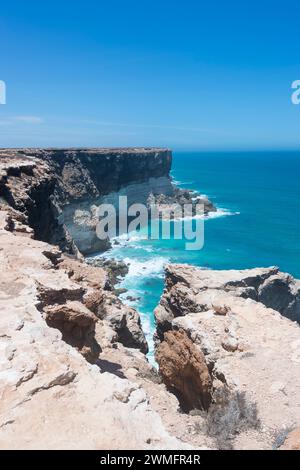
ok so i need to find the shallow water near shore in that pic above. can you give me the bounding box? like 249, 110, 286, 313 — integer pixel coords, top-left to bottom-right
91, 150, 300, 363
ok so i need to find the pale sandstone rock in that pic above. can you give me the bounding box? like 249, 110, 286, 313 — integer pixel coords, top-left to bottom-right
43, 301, 100, 363
98, 344, 215, 449
0, 216, 190, 450
155, 265, 300, 335
57, 255, 148, 354
58, 256, 109, 290
155, 264, 300, 449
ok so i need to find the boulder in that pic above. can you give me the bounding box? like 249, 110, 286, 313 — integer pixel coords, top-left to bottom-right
156, 329, 212, 411
97, 292, 148, 354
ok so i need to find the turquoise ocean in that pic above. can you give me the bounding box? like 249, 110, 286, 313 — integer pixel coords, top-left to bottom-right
92, 151, 300, 362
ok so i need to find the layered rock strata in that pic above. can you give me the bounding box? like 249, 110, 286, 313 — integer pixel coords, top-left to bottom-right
0, 149, 216, 255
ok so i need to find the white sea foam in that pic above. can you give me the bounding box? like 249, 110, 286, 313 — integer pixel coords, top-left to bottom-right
171, 179, 182, 185
121, 243, 155, 253
191, 193, 209, 201
121, 256, 169, 279
207, 208, 240, 219
179, 207, 240, 221
111, 231, 148, 245
177, 181, 195, 186
171, 175, 195, 186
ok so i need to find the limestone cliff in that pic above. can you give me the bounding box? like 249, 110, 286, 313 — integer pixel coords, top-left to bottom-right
0, 148, 216, 255
0, 148, 172, 254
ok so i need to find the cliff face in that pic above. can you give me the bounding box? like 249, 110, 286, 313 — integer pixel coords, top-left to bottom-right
0, 154, 58, 244
36, 148, 173, 202
0, 148, 174, 255
0, 148, 217, 255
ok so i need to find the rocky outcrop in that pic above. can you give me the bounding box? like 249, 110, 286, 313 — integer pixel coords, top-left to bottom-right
87, 257, 129, 290
0, 207, 193, 450
156, 329, 212, 411
96, 291, 148, 354
37, 148, 173, 201
151, 186, 217, 218
155, 265, 300, 336
155, 264, 300, 449
43, 301, 101, 363
57, 255, 148, 355
0, 153, 76, 253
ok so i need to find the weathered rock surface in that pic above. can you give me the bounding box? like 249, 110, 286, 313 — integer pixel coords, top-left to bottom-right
0, 153, 76, 254
156, 329, 212, 411
155, 264, 300, 449
98, 344, 215, 449
0, 210, 191, 450
96, 291, 148, 354
0, 149, 173, 255
155, 265, 300, 336
151, 186, 217, 218
87, 257, 129, 289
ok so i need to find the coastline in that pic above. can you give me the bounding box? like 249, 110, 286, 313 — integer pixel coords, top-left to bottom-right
0, 148, 300, 450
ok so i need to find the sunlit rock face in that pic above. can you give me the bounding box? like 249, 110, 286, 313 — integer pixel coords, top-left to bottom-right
0, 148, 216, 255
61, 175, 174, 254
0, 148, 173, 255
47, 148, 174, 254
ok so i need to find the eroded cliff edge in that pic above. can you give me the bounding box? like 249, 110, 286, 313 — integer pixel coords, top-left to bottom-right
1, 150, 300, 450
0, 148, 169, 254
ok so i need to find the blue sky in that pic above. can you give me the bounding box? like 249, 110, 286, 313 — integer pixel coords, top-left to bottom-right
1, 0, 300, 149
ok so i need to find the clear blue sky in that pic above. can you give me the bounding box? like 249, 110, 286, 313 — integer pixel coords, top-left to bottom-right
1, 0, 300, 149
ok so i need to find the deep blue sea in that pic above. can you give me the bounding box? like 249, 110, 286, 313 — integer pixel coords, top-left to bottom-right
93, 151, 300, 362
